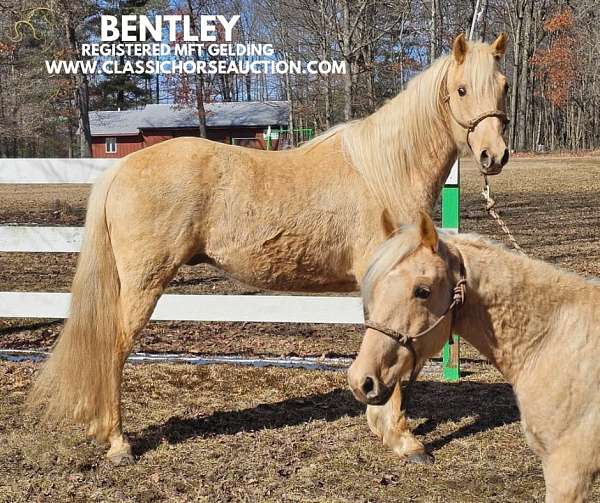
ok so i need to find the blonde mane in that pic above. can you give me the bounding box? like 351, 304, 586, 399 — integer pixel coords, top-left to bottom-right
459, 41, 502, 101
298, 122, 351, 152
361, 225, 421, 309
340, 56, 453, 217
302, 42, 502, 220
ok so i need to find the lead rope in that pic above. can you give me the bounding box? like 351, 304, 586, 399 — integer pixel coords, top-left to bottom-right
481, 175, 527, 256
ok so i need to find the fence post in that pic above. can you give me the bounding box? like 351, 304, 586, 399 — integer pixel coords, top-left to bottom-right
441, 159, 460, 382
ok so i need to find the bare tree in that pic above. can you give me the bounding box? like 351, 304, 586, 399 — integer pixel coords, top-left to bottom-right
1, 0, 599, 155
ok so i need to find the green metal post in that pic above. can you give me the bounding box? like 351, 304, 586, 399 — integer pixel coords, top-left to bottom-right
441, 160, 460, 382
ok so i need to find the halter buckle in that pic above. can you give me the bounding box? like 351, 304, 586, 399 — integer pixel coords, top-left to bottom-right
453, 279, 467, 306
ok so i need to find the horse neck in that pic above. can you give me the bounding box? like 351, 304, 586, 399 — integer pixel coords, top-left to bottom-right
451, 238, 585, 384
343, 57, 457, 221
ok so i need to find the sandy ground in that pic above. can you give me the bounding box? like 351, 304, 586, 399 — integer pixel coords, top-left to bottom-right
1, 155, 600, 501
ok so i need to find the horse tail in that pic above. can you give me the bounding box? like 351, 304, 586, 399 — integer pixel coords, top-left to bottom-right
29, 165, 123, 441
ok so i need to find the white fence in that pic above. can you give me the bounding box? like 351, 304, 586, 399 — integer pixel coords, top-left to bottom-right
0, 158, 114, 184
0, 158, 457, 324
0, 158, 365, 323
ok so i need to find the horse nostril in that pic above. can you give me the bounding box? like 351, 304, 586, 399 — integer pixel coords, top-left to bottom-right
480, 149, 492, 169
500, 148, 510, 166
362, 376, 376, 397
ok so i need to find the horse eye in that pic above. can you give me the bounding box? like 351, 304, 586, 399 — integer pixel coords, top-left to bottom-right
414, 286, 431, 299
458, 86, 466, 97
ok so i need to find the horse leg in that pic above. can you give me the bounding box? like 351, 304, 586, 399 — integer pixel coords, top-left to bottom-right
104, 256, 179, 465
542, 446, 594, 503
366, 381, 432, 464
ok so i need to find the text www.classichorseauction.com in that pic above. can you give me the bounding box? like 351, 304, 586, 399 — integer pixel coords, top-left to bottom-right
44, 14, 346, 76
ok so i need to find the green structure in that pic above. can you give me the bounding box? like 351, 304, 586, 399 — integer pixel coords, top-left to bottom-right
263, 127, 315, 150
278, 127, 314, 146
441, 160, 460, 382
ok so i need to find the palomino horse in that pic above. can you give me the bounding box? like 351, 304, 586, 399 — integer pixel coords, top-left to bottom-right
349, 212, 600, 502
31, 33, 509, 465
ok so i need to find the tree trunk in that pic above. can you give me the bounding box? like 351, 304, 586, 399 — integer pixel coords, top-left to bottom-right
284, 51, 295, 147
324, 77, 332, 129
220, 74, 232, 101
342, 0, 353, 121
155, 66, 160, 104
68, 120, 74, 158
0, 69, 5, 158
65, 15, 91, 157
430, 0, 437, 62
318, 0, 333, 129
363, 43, 375, 112
245, 74, 252, 101
517, 0, 533, 151
508, 2, 524, 151
187, 0, 207, 138
194, 75, 208, 138
477, 0, 489, 41
117, 55, 125, 109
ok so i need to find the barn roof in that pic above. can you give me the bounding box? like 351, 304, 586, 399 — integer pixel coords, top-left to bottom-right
89, 101, 289, 136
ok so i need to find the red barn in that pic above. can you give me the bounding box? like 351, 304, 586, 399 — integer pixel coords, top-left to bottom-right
89, 101, 289, 158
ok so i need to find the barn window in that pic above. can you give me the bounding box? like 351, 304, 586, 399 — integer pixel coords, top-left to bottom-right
105, 137, 117, 154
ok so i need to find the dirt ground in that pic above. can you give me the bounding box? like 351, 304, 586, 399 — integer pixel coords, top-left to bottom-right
0, 361, 557, 503
1, 155, 600, 501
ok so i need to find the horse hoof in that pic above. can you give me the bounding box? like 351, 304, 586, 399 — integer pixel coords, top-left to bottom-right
107, 451, 134, 466
406, 451, 434, 465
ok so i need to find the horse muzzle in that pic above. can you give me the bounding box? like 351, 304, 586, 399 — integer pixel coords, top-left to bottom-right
479, 147, 509, 176
348, 374, 393, 405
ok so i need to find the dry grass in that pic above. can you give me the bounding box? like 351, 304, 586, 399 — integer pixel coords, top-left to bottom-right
1, 156, 600, 501
459, 157, 600, 276
4, 360, 591, 502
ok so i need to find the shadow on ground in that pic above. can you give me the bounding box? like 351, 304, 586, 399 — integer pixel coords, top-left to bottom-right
132, 380, 519, 458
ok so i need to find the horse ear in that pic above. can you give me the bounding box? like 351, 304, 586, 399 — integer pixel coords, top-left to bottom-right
417, 211, 438, 253
452, 33, 468, 65
491, 32, 508, 58
381, 209, 397, 239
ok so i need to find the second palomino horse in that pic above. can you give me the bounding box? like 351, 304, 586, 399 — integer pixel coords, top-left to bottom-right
31, 33, 510, 464
349, 212, 600, 502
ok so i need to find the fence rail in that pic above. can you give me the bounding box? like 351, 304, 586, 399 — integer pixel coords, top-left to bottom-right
0, 292, 364, 324
0, 158, 458, 343
0, 226, 82, 253
0, 158, 114, 184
